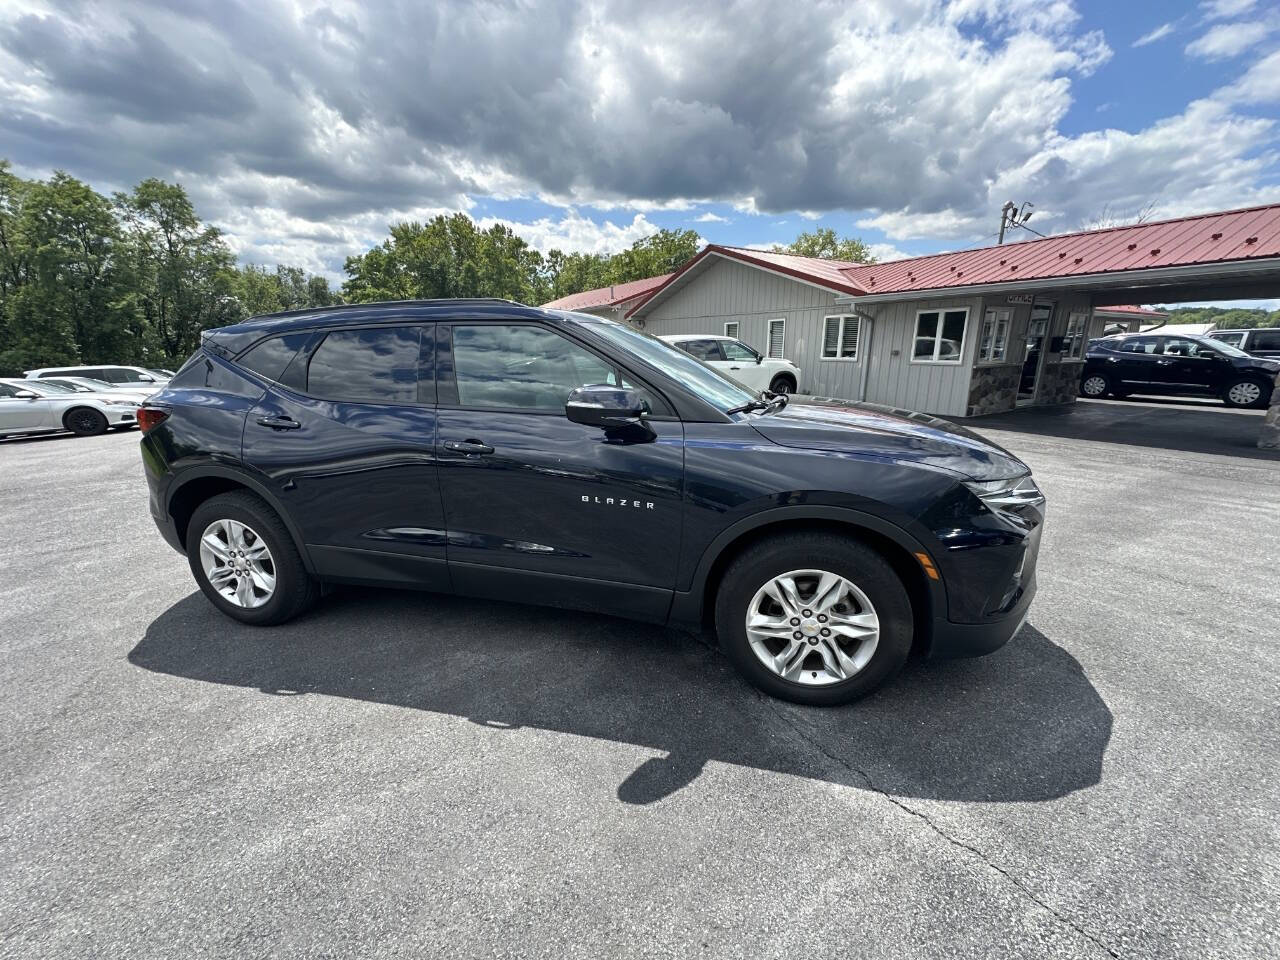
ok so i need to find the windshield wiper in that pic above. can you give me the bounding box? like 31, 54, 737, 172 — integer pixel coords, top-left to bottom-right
726, 398, 772, 415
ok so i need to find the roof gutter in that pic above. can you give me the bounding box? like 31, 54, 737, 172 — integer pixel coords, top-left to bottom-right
833, 256, 1280, 305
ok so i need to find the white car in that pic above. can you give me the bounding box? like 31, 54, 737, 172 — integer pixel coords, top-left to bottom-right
660, 334, 803, 394
0, 379, 141, 438
33, 376, 157, 402
24, 364, 170, 390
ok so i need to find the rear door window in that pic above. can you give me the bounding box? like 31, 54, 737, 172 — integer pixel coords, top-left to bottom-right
1119, 338, 1159, 354
306, 327, 423, 403
1251, 330, 1280, 351
98, 367, 132, 383
682, 339, 725, 361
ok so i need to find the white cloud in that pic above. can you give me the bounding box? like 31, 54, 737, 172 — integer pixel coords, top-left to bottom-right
1218, 48, 1280, 102
1200, 0, 1257, 21
867, 242, 913, 263
476, 211, 664, 255
1134, 23, 1176, 47
1186, 21, 1272, 60
693, 212, 730, 223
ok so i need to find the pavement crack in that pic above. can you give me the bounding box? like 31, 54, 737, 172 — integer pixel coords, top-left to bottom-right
758, 693, 1122, 959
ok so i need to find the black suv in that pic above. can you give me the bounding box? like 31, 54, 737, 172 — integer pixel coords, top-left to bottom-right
1080, 332, 1279, 408
139, 300, 1044, 705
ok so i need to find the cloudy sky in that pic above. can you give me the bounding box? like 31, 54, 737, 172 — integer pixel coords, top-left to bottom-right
2, 0, 1279, 286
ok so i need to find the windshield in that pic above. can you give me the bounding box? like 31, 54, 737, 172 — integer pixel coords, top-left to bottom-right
576, 316, 757, 412
1200, 337, 1251, 359
72, 378, 114, 391
19, 380, 75, 395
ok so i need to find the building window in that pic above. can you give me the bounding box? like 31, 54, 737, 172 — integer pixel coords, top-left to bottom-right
977, 308, 1011, 363
913, 308, 968, 363
767, 318, 785, 359
723, 321, 740, 339
1063, 312, 1088, 359
821, 315, 860, 360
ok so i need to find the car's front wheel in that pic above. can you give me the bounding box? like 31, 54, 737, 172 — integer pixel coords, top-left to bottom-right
768, 374, 796, 395
714, 533, 913, 705
186, 491, 319, 626
64, 407, 108, 436
1222, 377, 1272, 409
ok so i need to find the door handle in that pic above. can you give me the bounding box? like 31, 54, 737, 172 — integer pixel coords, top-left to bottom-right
256, 415, 301, 430
1155, 359, 1174, 365
443, 439, 494, 456
729, 366, 741, 370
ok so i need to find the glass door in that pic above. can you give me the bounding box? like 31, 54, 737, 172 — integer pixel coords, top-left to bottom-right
1017, 302, 1054, 404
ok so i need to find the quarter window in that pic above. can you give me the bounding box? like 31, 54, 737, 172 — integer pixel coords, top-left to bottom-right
451, 324, 649, 412
821, 315, 860, 360
767, 318, 785, 359
237, 332, 313, 384
977, 309, 1010, 362
307, 327, 422, 403
913, 309, 968, 363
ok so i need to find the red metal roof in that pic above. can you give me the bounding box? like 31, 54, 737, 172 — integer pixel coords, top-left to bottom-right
542, 273, 672, 311
1094, 305, 1168, 318
837, 202, 1280, 296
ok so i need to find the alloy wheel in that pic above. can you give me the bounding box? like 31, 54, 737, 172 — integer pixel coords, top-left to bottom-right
744, 568, 880, 686
199, 518, 276, 608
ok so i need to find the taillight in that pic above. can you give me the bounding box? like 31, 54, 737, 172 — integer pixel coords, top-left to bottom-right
137, 407, 170, 433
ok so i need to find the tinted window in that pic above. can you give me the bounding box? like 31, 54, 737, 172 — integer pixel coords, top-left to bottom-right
1159, 337, 1209, 357
1119, 338, 1158, 354
237, 332, 313, 383
0, 383, 22, 397
682, 339, 724, 361
452, 324, 635, 411
1252, 330, 1280, 351
307, 327, 422, 403
99, 367, 132, 383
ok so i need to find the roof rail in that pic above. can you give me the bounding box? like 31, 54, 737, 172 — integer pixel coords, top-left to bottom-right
245, 297, 530, 321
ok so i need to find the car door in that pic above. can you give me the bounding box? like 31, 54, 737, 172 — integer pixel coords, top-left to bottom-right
1110, 336, 1161, 385
434, 321, 685, 621
241, 323, 449, 590
1151, 337, 1216, 392
720, 339, 768, 392
0, 382, 55, 430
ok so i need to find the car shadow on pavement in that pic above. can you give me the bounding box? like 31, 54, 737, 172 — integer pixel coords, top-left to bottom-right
131, 589, 1112, 806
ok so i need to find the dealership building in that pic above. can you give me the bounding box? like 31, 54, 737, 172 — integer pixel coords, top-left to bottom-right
545, 203, 1280, 418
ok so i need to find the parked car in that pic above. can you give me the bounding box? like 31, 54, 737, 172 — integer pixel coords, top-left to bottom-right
24, 365, 170, 390
138, 300, 1043, 706
1208, 328, 1280, 360
0, 378, 141, 438
1080, 333, 1279, 408
34, 376, 157, 402
660, 334, 801, 394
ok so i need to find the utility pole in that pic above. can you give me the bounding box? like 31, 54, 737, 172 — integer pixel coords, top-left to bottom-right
998, 201, 1035, 244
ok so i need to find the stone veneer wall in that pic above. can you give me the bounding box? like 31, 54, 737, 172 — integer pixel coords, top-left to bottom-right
966, 365, 1020, 417
1037, 361, 1083, 405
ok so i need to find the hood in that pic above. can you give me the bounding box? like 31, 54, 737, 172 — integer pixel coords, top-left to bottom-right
748, 397, 1028, 482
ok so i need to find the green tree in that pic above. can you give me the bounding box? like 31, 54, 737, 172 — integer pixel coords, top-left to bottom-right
229, 263, 338, 317
115, 178, 240, 363
775, 227, 875, 263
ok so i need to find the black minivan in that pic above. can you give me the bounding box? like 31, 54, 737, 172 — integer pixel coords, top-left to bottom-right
1080, 333, 1279, 408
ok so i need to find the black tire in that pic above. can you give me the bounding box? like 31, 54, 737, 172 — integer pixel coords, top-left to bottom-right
714, 533, 913, 706
186, 491, 319, 626
768, 374, 796, 395
1222, 377, 1272, 409
1079, 372, 1111, 398
64, 407, 109, 436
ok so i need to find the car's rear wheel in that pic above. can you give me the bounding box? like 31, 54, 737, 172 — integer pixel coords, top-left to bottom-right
714, 533, 913, 705
186, 491, 319, 626
64, 407, 108, 436
768, 374, 796, 395
1222, 377, 1271, 409
1080, 373, 1110, 398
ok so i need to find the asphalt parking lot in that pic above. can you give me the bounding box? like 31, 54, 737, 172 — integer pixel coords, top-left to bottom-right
3, 406, 1278, 959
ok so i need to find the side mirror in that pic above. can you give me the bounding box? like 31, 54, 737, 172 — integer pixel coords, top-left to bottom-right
566, 384, 650, 431
754, 354, 763, 365
14, 390, 39, 399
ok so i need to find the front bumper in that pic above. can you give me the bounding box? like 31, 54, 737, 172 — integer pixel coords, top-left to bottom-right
928, 570, 1036, 659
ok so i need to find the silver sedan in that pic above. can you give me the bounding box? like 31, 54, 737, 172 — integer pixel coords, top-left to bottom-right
0, 379, 142, 438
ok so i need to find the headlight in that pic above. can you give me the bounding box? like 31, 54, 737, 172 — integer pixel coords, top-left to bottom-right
964, 475, 1045, 512
103, 399, 140, 408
